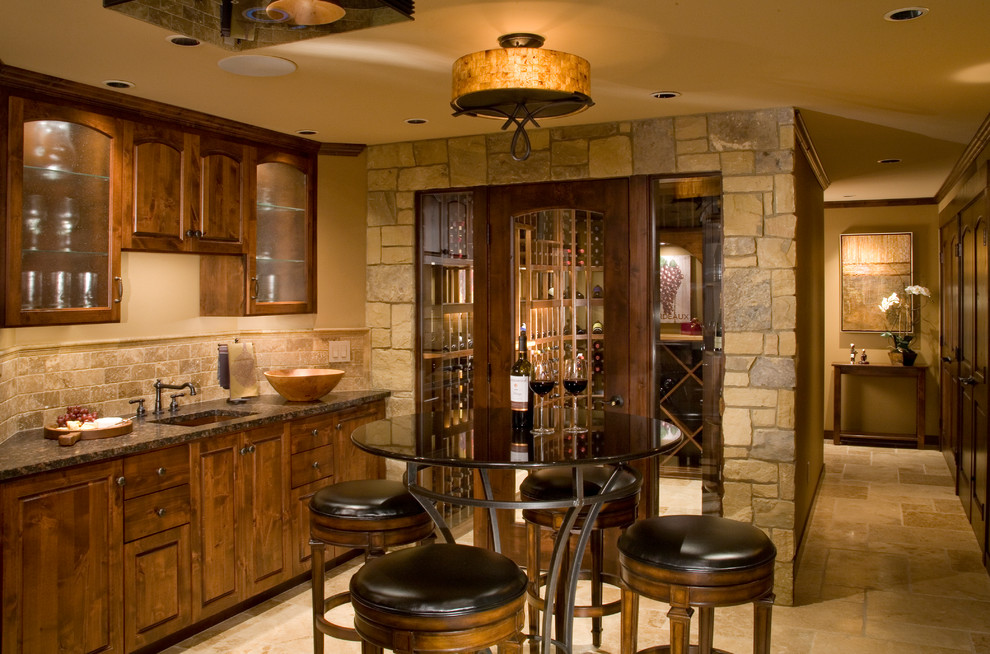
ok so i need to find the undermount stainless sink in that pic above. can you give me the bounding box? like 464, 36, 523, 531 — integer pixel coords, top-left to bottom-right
152, 409, 256, 427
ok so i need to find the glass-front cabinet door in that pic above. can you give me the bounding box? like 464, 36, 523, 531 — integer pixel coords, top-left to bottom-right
250, 152, 315, 315
6, 97, 122, 326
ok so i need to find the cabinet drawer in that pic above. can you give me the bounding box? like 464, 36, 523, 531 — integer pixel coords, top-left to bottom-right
123, 445, 190, 499
290, 445, 333, 488
289, 414, 334, 454
124, 484, 191, 542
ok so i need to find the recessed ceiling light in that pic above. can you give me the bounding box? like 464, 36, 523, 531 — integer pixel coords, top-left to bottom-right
296, 129, 318, 136
167, 34, 201, 47
217, 55, 297, 77
405, 118, 428, 125
651, 91, 681, 99
883, 7, 929, 21
102, 79, 135, 89
878, 158, 902, 164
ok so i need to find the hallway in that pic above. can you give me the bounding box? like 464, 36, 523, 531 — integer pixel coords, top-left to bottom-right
165, 443, 990, 653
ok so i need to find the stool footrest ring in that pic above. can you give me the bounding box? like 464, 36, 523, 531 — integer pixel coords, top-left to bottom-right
315, 590, 361, 642
526, 570, 624, 618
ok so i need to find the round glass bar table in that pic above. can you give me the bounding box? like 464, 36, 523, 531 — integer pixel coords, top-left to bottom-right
352, 409, 682, 654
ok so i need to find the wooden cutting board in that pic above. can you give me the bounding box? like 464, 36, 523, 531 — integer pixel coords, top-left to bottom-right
44, 419, 133, 446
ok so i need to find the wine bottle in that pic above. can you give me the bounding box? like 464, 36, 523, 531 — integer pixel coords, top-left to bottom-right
510, 324, 534, 430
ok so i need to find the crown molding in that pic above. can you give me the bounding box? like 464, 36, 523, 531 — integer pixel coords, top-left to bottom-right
794, 110, 830, 191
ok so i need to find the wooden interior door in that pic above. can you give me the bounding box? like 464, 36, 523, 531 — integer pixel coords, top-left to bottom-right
940, 217, 960, 472
479, 178, 631, 564
958, 191, 988, 548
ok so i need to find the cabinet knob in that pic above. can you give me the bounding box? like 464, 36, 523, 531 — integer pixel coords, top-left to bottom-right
311, 429, 319, 437
311, 461, 320, 469
336, 423, 343, 431
116, 476, 126, 487
157, 467, 167, 476
249, 444, 256, 453
155, 508, 167, 517
240, 446, 250, 455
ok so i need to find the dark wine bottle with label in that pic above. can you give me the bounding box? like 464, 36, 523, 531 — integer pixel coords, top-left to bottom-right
510, 324, 534, 430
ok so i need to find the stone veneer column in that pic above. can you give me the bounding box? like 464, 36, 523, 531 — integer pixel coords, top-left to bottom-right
366, 108, 802, 603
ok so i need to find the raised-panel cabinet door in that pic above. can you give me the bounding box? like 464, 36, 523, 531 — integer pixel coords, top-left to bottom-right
1, 460, 124, 654
195, 136, 250, 254
122, 123, 189, 250
240, 423, 289, 595
123, 525, 192, 652
190, 432, 241, 620
333, 403, 387, 483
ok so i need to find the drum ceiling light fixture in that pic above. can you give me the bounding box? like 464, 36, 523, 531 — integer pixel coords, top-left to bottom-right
265, 0, 345, 25
451, 33, 593, 161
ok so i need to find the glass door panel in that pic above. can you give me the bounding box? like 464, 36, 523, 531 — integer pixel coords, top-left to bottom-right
651, 176, 724, 506
256, 161, 307, 303
21, 120, 113, 313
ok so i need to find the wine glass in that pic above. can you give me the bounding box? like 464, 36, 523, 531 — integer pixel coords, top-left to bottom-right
563, 356, 588, 433
529, 359, 557, 434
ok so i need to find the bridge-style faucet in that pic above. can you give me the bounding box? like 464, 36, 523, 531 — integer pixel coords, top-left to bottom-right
153, 379, 197, 415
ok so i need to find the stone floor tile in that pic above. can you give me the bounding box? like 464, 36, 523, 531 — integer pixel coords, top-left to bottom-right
832, 497, 903, 525
865, 616, 981, 650
842, 463, 901, 483
866, 589, 990, 632
811, 632, 972, 653
973, 632, 990, 653
824, 549, 910, 590
902, 509, 973, 530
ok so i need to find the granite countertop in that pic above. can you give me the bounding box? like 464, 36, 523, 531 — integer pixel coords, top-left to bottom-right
0, 390, 390, 482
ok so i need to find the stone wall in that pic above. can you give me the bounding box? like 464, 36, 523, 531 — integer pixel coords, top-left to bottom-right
365, 108, 813, 603
0, 329, 370, 443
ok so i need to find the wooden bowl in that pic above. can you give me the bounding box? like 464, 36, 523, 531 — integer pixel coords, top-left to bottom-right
264, 368, 344, 402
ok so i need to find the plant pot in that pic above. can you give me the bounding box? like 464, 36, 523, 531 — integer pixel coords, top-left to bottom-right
888, 350, 903, 364
900, 348, 918, 366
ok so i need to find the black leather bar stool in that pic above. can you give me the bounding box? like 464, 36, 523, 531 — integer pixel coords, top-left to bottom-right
350, 543, 528, 653
310, 479, 435, 653
618, 515, 777, 654
520, 464, 642, 647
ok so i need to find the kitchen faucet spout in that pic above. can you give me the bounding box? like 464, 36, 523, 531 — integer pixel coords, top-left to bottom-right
153, 379, 197, 415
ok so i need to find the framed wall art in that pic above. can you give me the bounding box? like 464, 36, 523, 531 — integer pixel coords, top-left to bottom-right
840, 232, 913, 332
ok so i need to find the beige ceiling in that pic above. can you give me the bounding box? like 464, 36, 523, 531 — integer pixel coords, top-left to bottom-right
2, 0, 988, 201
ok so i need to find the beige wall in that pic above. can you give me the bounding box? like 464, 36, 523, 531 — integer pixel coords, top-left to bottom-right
822, 204, 940, 437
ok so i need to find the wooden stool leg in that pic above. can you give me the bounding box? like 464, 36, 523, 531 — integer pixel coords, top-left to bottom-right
554, 533, 572, 643
698, 606, 715, 654
667, 592, 693, 654
590, 528, 604, 647
620, 587, 639, 654
754, 592, 775, 654
310, 540, 326, 654
526, 522, 542, 639
360, 641, 383, 654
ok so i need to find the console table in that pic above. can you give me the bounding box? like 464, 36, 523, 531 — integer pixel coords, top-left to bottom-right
832, 363, 926, 448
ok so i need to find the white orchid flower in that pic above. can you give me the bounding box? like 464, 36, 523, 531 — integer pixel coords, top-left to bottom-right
904, 285, 931, 297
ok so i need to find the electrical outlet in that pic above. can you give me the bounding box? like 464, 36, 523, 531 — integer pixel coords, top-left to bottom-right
328, 340, 351, 363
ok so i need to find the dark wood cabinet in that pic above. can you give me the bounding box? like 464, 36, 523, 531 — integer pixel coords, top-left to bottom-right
122, 124, 249, 255
0, 400, 386, 652
190, 423, 287, 619
4, 96, 124, 326
1, 459, 125, 654
200, 149, 316, 317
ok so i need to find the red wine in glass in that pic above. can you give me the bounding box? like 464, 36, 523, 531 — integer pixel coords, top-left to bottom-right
530, 361, 556, 434
563, 357, 588, 433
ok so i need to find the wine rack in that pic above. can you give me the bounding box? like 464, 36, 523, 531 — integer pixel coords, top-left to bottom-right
417, 190, 475, 530
514, 208, 606, 436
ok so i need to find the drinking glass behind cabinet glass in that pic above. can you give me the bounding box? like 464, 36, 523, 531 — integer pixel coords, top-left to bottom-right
530, 359, 556, 435
563, 356, 588, 433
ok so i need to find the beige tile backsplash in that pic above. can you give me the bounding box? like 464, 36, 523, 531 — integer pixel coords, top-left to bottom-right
0, 329, 371, 444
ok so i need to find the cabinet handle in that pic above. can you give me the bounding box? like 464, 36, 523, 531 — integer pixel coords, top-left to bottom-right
114, 277, 123, 304
311, 429, 319, 437
311, 461, 320, 469
240, 445, 256, 455
155, 508, 167, 517
185, 229, 203, 238
157, 467, 167, 476
116, 476, 126, 487
251, 277, 259, 300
